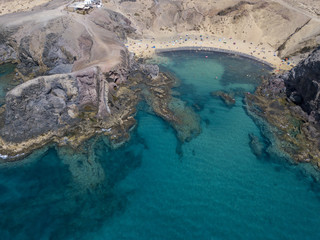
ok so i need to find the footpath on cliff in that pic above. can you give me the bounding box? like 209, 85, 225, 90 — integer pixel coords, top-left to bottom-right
0, 1, 201, 165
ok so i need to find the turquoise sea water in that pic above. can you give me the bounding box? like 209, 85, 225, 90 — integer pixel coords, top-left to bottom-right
1, 51, 320, 240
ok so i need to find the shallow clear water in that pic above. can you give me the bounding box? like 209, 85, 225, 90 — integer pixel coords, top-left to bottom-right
0, 63, 16, 106
1, 51, 320, 240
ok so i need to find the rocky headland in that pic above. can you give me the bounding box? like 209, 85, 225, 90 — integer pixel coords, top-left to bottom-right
0, 2, 201, 161
246, 46, 320, 165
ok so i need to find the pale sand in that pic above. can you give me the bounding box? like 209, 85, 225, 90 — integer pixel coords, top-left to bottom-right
127, 33, 296, 71
0, 0, 52, 16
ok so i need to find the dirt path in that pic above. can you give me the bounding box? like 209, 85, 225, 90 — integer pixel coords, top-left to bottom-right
72, 12, 123, 71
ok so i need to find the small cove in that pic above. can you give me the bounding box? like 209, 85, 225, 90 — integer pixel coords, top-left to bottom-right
1, 51, 320, 239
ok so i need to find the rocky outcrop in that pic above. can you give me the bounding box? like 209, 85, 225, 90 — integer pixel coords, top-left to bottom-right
139, 64, 159, 79
284, 46, 320, 121
0, 45, 16, 63
94, 9, 137, 40
1, 67, 103, 142
127, 70, 201, 143
0, 3, 202, 161
0, 59, 201, 161
0, 4, 146, 161
0, 65, 138, 159
211, 91, 236, 107
246, 46, 320, 164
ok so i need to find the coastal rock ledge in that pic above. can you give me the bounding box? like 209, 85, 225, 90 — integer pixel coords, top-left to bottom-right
0, 60, 201, 161
0, 66, 138, 160
246, 46, 320, 165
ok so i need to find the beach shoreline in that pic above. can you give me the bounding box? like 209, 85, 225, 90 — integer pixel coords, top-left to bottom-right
155, 47, 274, 69
127, 34, 296, 71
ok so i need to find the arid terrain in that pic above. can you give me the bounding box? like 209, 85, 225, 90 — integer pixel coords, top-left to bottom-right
1, 0, 319, 59
104, 0, 320, 59
282, 0, 320, 17
0, 0, 52, 15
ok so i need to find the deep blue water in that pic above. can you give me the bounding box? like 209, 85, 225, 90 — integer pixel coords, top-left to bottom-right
1, 52, 320, 240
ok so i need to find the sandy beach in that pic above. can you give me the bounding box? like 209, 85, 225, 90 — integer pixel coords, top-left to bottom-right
127, 34, 296, 71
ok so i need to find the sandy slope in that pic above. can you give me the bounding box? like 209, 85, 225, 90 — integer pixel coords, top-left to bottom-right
0, 0, 53, 15
0, 3, 131, 79
103, 0, 320, 62
281, 0, 320, 17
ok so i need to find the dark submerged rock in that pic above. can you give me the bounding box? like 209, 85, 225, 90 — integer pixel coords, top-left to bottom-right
248, 133, 265, 158
211, 90, 236, 107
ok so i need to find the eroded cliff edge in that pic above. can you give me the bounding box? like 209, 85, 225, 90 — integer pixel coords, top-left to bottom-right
0, 63, 200, 160
0, 5, 201, 161
0, 66, 132, 157
246, 46, 320, 165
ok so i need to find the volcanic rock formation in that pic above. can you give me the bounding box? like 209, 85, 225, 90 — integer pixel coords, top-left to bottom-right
284, 47, 320, 121
0, 4, 201, 160
246, 46, 320, 164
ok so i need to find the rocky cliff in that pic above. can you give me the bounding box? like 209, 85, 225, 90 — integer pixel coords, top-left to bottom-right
246, 46, 320, 164
0, 6, 134, 158
0, 63, 201, 160
1, 67, 108, 143
0, 65, 135, 159
284, 46, 320, 121
0, 3, 203, 161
